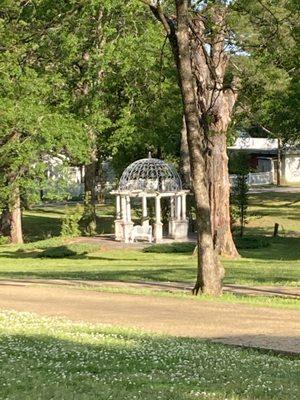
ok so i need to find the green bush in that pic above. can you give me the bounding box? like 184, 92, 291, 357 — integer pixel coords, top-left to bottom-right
144, 242, 195, 254
80, 192, 97, 236
234, 236, 270, 249
61, 204, 83, 237
0, 236, 10, 245
38, 243, 100, 258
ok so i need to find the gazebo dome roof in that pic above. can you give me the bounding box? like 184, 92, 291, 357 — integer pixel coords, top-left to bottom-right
119, 156, 182, 193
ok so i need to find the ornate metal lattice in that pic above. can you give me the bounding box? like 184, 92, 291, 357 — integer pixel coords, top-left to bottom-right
119, 157, 182, 193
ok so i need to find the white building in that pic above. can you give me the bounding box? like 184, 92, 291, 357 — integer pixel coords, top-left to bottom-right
228, 137, 300, 185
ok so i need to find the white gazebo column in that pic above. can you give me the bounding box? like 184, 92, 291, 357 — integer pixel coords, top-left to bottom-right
170, 192, 189, 241
141, 195, 149, 228
126, 195, 132, 222
176, 195, 182, 220
123, 195, 133, 243
154, 195, 163, 242
181, 193, 187, 220
121, 195, 127, 221
168, 196, 175, 237
114, 194, 123, 241
116, 195, 121, 219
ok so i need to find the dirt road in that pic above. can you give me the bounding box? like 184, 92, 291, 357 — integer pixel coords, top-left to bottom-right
0, 283, 299, 354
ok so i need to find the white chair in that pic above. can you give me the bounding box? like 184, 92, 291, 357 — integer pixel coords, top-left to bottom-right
130, 225, 152, 243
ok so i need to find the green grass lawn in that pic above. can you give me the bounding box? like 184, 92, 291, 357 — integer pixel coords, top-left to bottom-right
0, 192, 299, 291
0, 311, 299, 400
246, 192, 300, 236
0, 238, 299, 288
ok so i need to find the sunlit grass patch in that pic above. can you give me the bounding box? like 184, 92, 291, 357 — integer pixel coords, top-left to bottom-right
0, 311, 299, 400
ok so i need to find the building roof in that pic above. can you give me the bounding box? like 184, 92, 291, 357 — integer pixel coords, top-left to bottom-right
228, 137, 278, 152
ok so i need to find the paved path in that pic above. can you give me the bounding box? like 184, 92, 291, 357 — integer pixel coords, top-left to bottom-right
0, 284, 299, 354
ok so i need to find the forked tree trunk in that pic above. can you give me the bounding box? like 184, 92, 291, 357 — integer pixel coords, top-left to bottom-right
149, 0, 226, 293
188, 13, 239, 258
176, 0, 224, 295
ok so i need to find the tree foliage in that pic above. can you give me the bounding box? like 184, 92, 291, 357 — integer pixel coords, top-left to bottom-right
231, 0, 300, 142
0, 2, 91, 209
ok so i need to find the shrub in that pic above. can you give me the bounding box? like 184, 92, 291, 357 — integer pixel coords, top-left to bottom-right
234, 236, 270, 249
38, 243, 100, 258
144, 242, 195, 254
0, 236, 10, 245
231, 174, 249, 237
61, 204, 83, 237
80, 192, 97, 236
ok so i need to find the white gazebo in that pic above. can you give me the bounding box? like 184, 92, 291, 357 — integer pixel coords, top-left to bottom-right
111, 156, 189, 243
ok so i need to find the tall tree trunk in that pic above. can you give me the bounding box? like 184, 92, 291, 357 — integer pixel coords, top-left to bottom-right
189, 13, 239, 258
176, 0, 224, 295
84, 126, 98, 229
208, 135, 240, 257
9, 185, 23, 244
180, 116, 191, 188
277, 138, 282, 186
180, 123, 239, 257
84, 162, 97, 204
0, 208, 10, 236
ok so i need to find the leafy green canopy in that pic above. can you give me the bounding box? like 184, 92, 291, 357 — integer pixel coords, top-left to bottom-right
0, 2, 91, 206
22, 0, 182, 175
231, 0, 300, 142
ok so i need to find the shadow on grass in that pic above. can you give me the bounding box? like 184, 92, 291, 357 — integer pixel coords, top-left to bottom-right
0, 326, 299, 400
249, 192, 300, 205
30, 207, 67, 215
224, 273, 299, 286
0, 266, 196, 283
238, 236, 300, 261
22, 214, 62, 242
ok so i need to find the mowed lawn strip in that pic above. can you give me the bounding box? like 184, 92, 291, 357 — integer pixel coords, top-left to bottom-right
0, 311, 299, 400
0, 240, 299, 287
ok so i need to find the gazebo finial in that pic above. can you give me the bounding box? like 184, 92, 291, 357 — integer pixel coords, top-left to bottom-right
148, 151, 152, 159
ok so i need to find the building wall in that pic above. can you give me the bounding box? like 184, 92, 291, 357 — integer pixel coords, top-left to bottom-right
282, 154, 300, 183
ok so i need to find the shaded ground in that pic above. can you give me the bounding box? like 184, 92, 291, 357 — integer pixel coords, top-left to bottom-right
250, 186, 300, 194
1, 284, 299, 354
1, 278, 300, 299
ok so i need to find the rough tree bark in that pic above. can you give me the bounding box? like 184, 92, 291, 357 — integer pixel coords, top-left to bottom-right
0, 209, 10, 237
9, 185, 23, 244
146, 0, 228, 293
149, 0, 224, 294
187, 9, 239, 257
84, 162, 98, 203
180, 116, 191, 188
1, 129, 24, 244
84, 126, 98, 227
1, 183, 24, 244
176, 0, 224, 295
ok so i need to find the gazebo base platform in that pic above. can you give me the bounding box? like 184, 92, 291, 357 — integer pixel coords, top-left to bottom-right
169, 219, 189, 241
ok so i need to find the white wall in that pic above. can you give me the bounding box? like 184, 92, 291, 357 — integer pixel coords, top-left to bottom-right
283, 155, 300, 183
